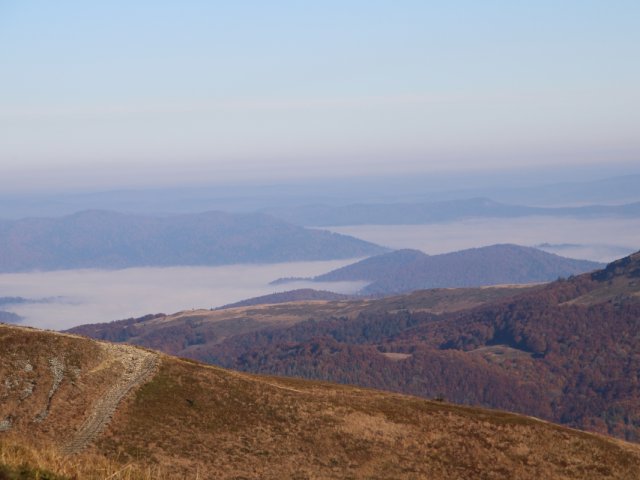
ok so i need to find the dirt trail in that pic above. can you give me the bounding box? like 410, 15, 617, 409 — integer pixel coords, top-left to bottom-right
61, 344, 158, 455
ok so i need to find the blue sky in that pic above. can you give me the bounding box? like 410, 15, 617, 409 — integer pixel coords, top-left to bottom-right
1, 1, 639, 189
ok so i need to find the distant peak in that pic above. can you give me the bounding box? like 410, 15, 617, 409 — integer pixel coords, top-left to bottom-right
70, 209, 119, 216
391, 248, 428, 255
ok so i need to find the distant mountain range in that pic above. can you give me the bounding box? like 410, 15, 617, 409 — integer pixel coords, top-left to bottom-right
275, 244, 604, 294
472, 173, 640, 206
0, 210, 386, 272
265, 197, 640, 226
2, 173, 638, 219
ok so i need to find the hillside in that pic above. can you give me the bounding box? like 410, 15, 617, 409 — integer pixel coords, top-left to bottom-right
185, 250, 640, 442
3, 324, 640, 479
306, 244, 603, 294
217, 288, 352, 309
264, 197, 640, 226
68, 285, 533, 358
0, 210, 386, 272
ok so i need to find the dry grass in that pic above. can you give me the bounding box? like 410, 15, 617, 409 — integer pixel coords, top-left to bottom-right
0, 437, 170, 480
379, 352, 412, 361
4, 323, 640, 479
95, 356, 640, 479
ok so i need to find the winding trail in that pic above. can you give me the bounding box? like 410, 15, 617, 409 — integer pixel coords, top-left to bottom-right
61, 344, 158, 455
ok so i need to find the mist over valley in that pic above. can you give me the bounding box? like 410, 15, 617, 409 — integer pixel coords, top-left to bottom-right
1, 211, 635, 330
0, 260, 366, 330
325, 216, 640, 263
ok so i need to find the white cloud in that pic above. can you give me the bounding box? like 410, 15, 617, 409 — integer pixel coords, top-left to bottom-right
0, 259, 364, 330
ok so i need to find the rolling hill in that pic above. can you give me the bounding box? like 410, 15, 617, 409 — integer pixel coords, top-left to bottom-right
68, 285, 535, 358
0, 210, 386, 272
216, 288, 353, 309
298, 244, 604, 294
201, 250, 640, 441
3, 323, 640, 479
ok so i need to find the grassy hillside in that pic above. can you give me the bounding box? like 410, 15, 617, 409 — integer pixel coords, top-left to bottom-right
3, 323, 640, 478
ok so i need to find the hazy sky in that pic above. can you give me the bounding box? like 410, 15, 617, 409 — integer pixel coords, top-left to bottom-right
1, 1, 639, 190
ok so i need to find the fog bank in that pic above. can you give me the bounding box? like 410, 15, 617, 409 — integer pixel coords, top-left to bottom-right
325, 216, 640, 263
0, 259, 364, 331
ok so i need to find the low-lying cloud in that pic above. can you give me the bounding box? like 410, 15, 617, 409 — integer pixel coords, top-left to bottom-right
3, 216, 637, 331
0, 259, 364, 331
325, 216, 639, 263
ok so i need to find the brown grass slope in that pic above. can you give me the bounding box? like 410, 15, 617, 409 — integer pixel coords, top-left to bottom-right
3, 323, 640, 479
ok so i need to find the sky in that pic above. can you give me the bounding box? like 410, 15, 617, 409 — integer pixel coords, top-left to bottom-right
1, 1, 639, 190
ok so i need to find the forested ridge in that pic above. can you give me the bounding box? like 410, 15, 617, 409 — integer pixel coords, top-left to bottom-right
199, 252, 640, 441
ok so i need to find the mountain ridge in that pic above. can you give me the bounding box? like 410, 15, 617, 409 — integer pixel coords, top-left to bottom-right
265, 197, 640, 226
0, 209, 386, 272
302, 244, 603, 294
216, 288, 353, 309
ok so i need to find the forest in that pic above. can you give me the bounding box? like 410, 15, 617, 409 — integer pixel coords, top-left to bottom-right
195, 253, 640, 441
